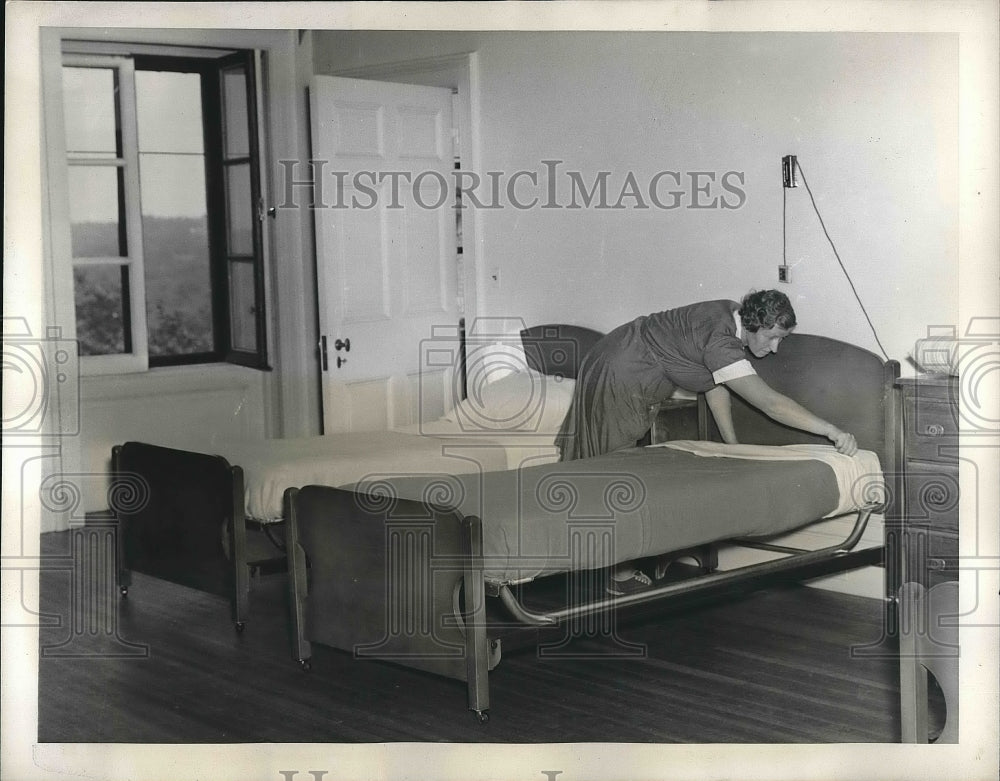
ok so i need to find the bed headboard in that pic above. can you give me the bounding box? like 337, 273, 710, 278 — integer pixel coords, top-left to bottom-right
519, 324, 605, 380
710, 333, 901, 470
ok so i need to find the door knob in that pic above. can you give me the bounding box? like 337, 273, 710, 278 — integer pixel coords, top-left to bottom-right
337, 356, 347, 368
335, 338, 351, 352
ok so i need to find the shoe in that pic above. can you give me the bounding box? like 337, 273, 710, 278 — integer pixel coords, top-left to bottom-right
606, 569, 653, 596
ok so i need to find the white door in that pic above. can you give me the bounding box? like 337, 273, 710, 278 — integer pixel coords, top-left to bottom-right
311, 76, 459, 433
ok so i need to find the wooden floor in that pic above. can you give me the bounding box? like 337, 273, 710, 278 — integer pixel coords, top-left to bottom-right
36, 528, 917, 744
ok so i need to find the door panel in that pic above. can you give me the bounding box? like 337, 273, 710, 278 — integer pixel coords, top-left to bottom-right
343, 378, 391, 432
401, 187, 452, 317
311, 75, 458, 432
333, 185, 390, 323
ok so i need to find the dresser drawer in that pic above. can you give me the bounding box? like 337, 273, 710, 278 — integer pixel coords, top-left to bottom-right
894, 378, 961, 597
903, 460, 959, 533
903, 528, 958, 587
928, 531, 959, 587
903, 395, 959, 461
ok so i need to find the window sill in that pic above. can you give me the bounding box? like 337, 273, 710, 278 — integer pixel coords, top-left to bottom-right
80, 362, 266, 402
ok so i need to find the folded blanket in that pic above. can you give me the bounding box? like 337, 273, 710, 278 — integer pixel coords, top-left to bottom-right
651, 440, 885, 517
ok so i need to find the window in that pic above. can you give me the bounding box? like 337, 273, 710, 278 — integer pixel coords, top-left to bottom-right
60, 47, 268, 372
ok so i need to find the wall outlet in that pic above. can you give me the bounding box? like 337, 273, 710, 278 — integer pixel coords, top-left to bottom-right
778, 264, 790, 283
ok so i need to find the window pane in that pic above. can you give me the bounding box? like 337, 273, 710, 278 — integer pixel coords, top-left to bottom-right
74, 265, 130, 355
222, 68, 249, 158
138, 154, 208, 229
135, 70, 205, 155
68, 166, 126, 257
142, 202, 213, 358
225, 162, 253, 255
135, 67, 214, 360
62, 66, 120, 158
136, 68, 208, 231
228, 261, 257, 352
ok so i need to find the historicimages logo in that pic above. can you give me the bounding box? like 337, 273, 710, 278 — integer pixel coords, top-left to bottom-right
278, 159, 748, 212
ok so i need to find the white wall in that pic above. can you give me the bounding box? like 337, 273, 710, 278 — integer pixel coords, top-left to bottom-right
76, 366, 267, 516
314, 31, 958, 367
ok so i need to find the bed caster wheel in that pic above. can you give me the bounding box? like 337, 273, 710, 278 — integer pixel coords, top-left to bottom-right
235, 622, 245, 634
119, 586, 128, 598
473, 710, 489, 724
298, 659, 311, 672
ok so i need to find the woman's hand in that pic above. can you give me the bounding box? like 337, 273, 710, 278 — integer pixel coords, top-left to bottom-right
827, 427, 858, 456
726, 375, 860, 456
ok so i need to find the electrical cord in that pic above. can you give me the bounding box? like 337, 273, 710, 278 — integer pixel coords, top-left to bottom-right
793, 162, 892, 361
782, 185, 788, 267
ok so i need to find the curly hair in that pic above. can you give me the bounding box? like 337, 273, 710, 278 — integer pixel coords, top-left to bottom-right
739, 289, 797, 333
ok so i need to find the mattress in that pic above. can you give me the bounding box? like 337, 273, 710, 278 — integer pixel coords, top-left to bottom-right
220, 430, 559, 522
349, 443, 885, 585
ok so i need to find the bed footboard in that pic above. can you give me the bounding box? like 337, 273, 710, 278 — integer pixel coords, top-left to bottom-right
284, 485, 500, 721
286, 481, 883, 718
112, 442, 249, 630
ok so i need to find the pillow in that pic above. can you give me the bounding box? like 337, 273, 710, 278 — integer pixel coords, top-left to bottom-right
447, 369, 575, 434
463, 340, 529, 385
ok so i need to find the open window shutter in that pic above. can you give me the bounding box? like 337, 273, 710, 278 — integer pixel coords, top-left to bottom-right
215, 50, 268, 369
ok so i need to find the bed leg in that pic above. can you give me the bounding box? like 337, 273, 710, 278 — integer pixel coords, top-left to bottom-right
118, 571, 131, 597
230, 466, 249, 632
117, 520, 132, 598
284, 488, 312, 666
111, 445, 132, 598
461, 515, 490, 722
699, 543, 719, 574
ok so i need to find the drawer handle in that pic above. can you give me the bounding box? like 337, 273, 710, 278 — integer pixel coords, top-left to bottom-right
924, 423, 946, 437
927, 557, 946, 571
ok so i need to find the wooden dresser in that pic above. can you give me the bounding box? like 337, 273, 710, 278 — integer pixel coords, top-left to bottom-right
895, 377, 960, 589
895, 375, 961, 743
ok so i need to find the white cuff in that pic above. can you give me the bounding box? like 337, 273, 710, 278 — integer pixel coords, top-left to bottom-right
712, 359, 756, 384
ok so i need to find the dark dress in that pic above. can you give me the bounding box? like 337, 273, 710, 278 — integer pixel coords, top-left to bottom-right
557, 299, 749, 461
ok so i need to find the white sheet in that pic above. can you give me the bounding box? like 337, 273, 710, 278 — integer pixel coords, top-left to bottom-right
391, 421, 561, 470
651, 440, 885, 517
220, 429, 560, 522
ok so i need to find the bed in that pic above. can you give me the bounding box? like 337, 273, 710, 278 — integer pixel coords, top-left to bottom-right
111, 322, 606, 629
284, 333, 901, 721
